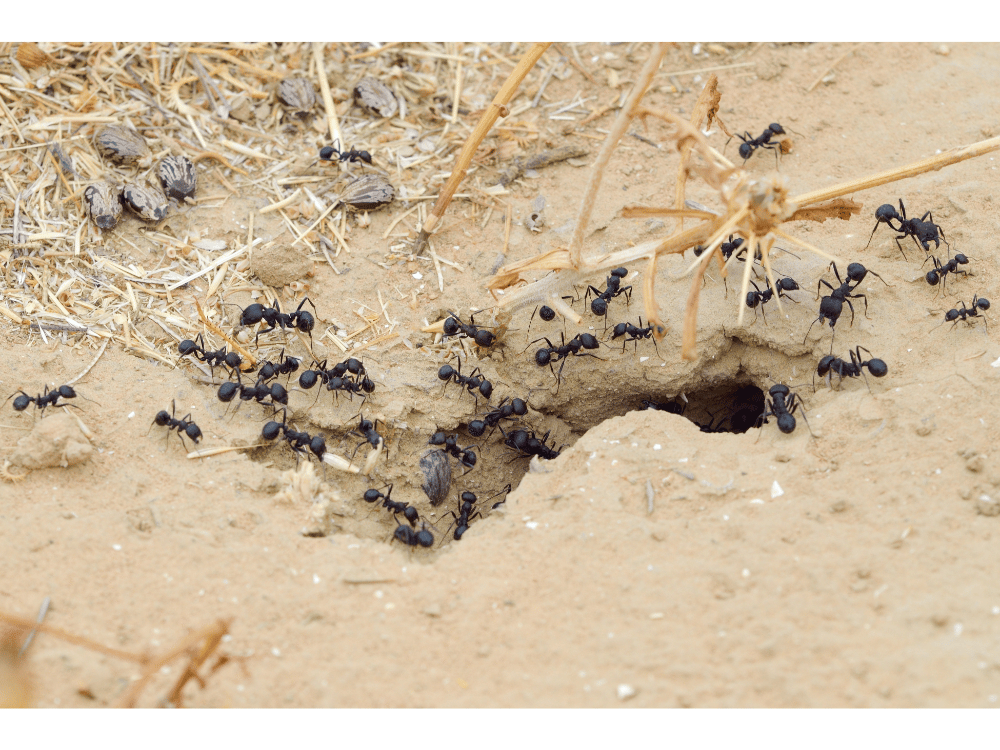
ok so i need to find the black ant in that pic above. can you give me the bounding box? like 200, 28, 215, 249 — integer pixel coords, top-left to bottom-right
924, 253, 970, 290
745, 276, 800, 323
262, 409, 326, 462
178, 334, 243, 375
218, 372, 288, 412
428, 432, 477, 474
941, 295, 990, 332
349, 414, 385, 463
232, 297, 316, 346
442, 310, 496, 347
526, 298, 574, 338
437, 359, 493, 404
584, 267, 631, 318
804, 262, 883, 350
363, 484, 421, 527
500, 427, 561, 461
608, 316, 662, 356
319, 140, 372, 167
694, 411, 730, 433
442, 490, 483, 541
149, 400, 203, 449
527, 332, 602, 390
734, 123, 786, 165
490, 483, 513, 510
815, 346, 888, 393
392, 522, 434, 548
6, 384, 80, 416
756, 384, 811, 436
257, 349, 301, 382
864, 199, 948, 261
467, 396, 528, 438
641, 398, 685, 415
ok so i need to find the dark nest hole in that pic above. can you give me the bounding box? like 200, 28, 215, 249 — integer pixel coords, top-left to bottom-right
633, 380, 766, 434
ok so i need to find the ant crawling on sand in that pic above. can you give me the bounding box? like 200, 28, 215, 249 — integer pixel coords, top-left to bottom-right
319, 140, 372, 167
733, 123, 787, 165
756, 384, 811, 436
178, 334, 244, 375
443, 310, 496, 348
527, 332, 602, 390
442, 490, 482, 541
584, 267, 632, 319
437, 358, 493, 404
150, 400, 203, 449
864, 199, 948, 261
262, 408, 326, 462
814, 346, 888, 392
392, 522, 435, 549
608, 317, 662, 356
924, 253, 970, 291
6, 384, 82, 416
257, 349, 301, 382
745, 276, 800, 323
232, 297, 316, 346
804, 262, 884, 350
940, 295, 990, 332
428, 432, 478, 474
467, 396, 528, 438
363, 484, 421, 527
500, 426, 561, 461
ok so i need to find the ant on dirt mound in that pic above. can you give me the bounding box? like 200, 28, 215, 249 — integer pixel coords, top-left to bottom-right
804, 262, 882, 351
442, 310, 496, 348
940, 295, 990, 332
814, 346, 888, 392
864, 199, 949, 261
363, 484, 421, 527
527, 332, 603, 391
756, 384, 811, 436
178, 334, 244, 375
467, 396, 528, 438
319, 140, 372, 167
231, 297, 316, 346
262, 409, 326, 462
584, 267, 631, 319
217, 372, 288, 414
526, 298, 575, 338
641, 398, 686, 415
392, 522, 435, 548
608, 317, 663, 356
437, 359, 493, 404
924, 253, 970, 291
349, 415, 385, 460
745, 276, 800, 323
150, 400, 203, 449
442, 490, 482, 541
428, 432, 478, 475
733, 123, 787, 165
500, 426, 561, 461
257, 349, 301, 382
6, 384, 83, 416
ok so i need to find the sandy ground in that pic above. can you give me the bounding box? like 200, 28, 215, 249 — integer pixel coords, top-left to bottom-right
2, 42, 1000, 708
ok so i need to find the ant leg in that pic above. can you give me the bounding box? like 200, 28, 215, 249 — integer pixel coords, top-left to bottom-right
893, 236, 909, 262
816, 278, 834, 300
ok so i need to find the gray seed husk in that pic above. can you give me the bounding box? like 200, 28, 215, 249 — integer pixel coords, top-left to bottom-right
340, 174, 395, 211
278, 77, 316, 117
353, 76, 398, 118
84, 181, 122, 230
158, 155, 197, 201
420, 449, 452, 506
95, 125, 152, 168
120, 182, 169, 222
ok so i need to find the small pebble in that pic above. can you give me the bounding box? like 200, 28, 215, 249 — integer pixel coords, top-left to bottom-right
616, 684, 637, 701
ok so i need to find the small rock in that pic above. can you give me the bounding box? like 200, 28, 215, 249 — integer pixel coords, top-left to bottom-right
10, 412, 92, 469
774, 452, 792, 463
976, 495, 1000, 517
422, 603, 442, 618
932, 44, 950, 56
251, 244, 314, 287
830, 499, 848, 513
965, 454, 985, 473
931, 613, 948, 627
616, 684, 637, 701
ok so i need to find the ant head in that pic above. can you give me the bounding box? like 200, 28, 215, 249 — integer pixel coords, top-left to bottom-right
611, 267, 629, 278
153, 409, 172, 426
867, 358, 888, 378
361, 377, 376, 393
295, 311, 315, 333
926, 270, 940, 286
345, 357, 364, 375
461, 449, 477, 467
738, 142, 752, 160
270, 383, 289, 404
11, 393, 31, 411
945, 309, 960, 322
474, 329, 495, 347
443, 317, 460, 336
403, 506, 419, 525
240, 303, 265, 326
954, 253, 969, 264
539, 305, 556, 322
57, 385, 77, 399
460, 491, 477, 504
590, 298, 608, 317
262, 420, 283, 441
611, 322, 628, 339
394, 525, 416, 545
298, 370, 320, 389
769, 384, 790, 398
776, 413, 796, 434
769, 123, 785, 134
416, 528, 434, 548
309, 435, 326, 459
438, 364, 456, 381
224, 352, 243, 370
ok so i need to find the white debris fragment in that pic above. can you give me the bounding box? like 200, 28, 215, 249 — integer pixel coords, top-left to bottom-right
991, 356, 1000, 368
617, 684, 637, 701
525, 521, 539, 530
771, 480, 784, 498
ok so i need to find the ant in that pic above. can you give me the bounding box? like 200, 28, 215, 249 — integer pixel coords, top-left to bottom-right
428, 432, 478, 474
149, 400, 203, 449
526, 298, 574, 338
467, 396, 528, 438
443, 490, 482, 541
815, 346, 888, 393
319, 140, 372, 167
6, 384, 80, 416
257, 349, 301, 382
349, 414, 385, 462
392, 522, 434, 548
218, 372, 288, 411
924, 253, 970, 290
756, 384, 811, 436
584, 267, 631, 318
941, 295, 990, 332
490, 483, 513, 510
864, 199, 948, 261
694, 411, 730, 433
745, 276, 800, 323
641, 398, 685, 415
232, 297, 316, 346
178, 334, 243, 376
443, 310, 496, 348
500, 427, 561, 461
609, 317, 662, 356
262, 409, 326, 462
527, 332, 602, 390
734, 123, 786, 165
804, 262, 884, 350
363, 484, 421, 527
437, 359, 493, 403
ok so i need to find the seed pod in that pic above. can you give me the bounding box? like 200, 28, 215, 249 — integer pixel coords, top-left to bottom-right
339, 174, 395, 211
278, 77, 316, 118
120, 182, 169, 222
84, 181, 122, 230
353, 76, 398, 119
94, 125, 152, 168
157, 155, 197, 201
419, 449, 452, 507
